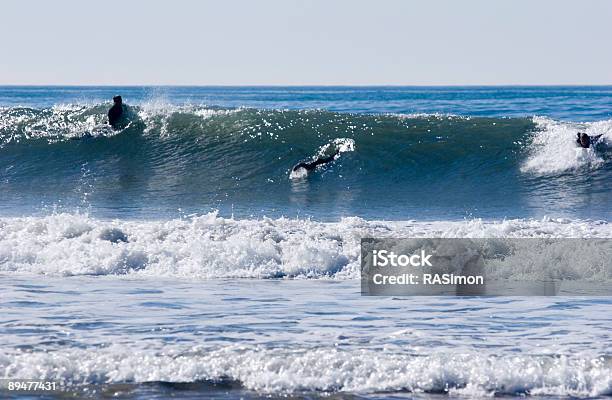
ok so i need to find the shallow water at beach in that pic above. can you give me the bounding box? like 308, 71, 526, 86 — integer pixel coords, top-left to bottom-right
1, 277, 611, 399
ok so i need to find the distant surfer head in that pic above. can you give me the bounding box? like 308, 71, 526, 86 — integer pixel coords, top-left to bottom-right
577, 132, 591, 148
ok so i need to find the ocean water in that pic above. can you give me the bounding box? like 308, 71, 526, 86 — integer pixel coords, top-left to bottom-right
0, 87, 611, 399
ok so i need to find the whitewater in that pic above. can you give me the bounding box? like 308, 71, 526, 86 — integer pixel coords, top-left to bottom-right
1, 212, 611, 280
0, 86, 611, 399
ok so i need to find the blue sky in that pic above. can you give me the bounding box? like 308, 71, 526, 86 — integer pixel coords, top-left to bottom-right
2, 0, 611, 85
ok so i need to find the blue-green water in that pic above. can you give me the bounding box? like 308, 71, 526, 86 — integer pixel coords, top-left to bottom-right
2, 86, 612, 121
1, 86, 611, 220
0, 87, 611, 399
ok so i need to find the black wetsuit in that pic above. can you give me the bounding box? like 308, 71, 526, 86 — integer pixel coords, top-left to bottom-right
577, 133, 603, 149
293, 150, 340, 171
108, 100, 126, 130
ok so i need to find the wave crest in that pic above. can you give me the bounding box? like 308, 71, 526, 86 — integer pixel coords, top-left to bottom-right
522, 116, 612, 174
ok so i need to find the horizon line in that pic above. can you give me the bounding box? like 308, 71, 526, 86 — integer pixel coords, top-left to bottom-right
1, 83, 612, 88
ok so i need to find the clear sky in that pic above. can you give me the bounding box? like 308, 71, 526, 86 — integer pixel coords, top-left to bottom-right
2, 0, 611, 85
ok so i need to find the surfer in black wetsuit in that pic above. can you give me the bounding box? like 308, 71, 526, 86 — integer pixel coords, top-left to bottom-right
108, 95, 126, 130
576, 132, 603, 149
292, 149, 340, 172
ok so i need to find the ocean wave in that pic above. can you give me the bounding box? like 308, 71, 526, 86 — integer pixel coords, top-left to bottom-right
0, 213, 610, 279
0, 103, 235, 144
522, 116, 612, 174
1, 345, 610, 396
1, 104, 611, 220
1, 104, 610, 172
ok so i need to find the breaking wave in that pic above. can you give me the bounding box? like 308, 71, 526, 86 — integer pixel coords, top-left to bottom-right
0, 212, 610, 279
1, 104, 611, 219
1, 345, 610, 397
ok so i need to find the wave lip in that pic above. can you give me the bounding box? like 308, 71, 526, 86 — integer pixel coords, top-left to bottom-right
1, 346, 610, 397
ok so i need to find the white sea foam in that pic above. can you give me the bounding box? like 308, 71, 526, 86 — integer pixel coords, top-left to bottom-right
0, 104, 113, 143
1, 345, 609, 396
522, 116, 611, 174
329, 137, 355, 153
289, 167, 308, 179
0, 102, 237, 144
0, 213, 610, 279
136, 102, 237, 136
